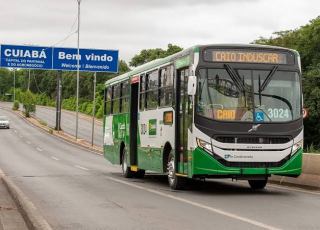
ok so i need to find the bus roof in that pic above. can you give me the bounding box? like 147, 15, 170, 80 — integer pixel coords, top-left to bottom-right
105, 44, 298, 86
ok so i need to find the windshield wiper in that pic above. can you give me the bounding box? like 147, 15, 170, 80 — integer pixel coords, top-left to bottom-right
260, 66, 278, 92
224, 64, 245, 92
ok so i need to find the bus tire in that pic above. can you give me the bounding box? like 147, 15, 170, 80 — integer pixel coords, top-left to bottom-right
248, 179, 268, 190
121, 148, 134, 178
134, 169, 145, 179
167, 151, 186, 190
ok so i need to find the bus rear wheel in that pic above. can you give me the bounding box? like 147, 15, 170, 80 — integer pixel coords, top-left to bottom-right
134, 169, 145, 178
167, 152, 186, 190
248, 179, 268, 190
121, 148, 134, 178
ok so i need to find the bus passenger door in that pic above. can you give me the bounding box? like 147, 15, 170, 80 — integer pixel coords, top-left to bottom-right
129, 80, 139, 166
176, 68, 189, 175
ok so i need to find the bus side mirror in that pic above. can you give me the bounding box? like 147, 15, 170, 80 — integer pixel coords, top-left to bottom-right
187, 75, 197, 96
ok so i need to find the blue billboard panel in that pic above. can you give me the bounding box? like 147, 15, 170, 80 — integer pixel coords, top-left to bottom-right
53, 47, 118, 73
0, 45, 53, 69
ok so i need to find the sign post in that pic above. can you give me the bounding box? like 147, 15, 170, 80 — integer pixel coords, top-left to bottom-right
55, 71, 62, 131
13, 69, 16, 102
0, 44, 118, 144
52, 47, 118, 140
91, 72, 97, 146
76, 0, 81, 140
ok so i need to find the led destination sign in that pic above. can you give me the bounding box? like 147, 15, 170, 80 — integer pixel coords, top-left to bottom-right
206, 50, 289, 64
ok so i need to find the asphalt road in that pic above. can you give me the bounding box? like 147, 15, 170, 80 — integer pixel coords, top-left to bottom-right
34, 105, 103, 146
0, 102, 103, 146
0, 107, 320, 230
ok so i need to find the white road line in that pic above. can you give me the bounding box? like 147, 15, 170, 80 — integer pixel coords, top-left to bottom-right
51, 156, 59, 161
267, 184, 320, 196
74, 165, 89, 171
106, 176, 281, 230
36, 147, 43, 152
237, 180, 320, 196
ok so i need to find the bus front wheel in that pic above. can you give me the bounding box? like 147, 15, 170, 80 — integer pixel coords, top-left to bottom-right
167, 152, 186, 190
248, 179, 268, 190
121, 148, 134, 178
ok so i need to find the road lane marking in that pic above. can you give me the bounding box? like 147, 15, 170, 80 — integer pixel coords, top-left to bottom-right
267, 184, 320, 196
36, 147, 43, 152
51, 156, 59, 161
237, 180, 320, 196
74, 165, 89, 171
106, 176, 281, 230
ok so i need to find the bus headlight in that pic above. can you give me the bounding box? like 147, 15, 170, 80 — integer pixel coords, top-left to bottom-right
196, 138, 213, 154
291, 140, 303, 156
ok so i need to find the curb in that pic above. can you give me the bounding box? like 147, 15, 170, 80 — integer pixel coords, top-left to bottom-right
0, 169, 52, 230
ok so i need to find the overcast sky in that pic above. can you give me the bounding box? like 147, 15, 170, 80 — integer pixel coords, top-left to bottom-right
0, 0, 319, 63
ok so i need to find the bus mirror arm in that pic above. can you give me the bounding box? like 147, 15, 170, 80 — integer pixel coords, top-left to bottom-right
187, 75, 197, 96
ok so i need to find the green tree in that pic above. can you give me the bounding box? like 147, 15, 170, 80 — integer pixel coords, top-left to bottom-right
130, 44, 183, 67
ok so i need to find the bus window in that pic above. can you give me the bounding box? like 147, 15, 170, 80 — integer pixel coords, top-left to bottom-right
159, 65, 173, 107
120, 81, 129, 113
112, 84, 121, 114
139, 75, 146, 111
146, 70, 159, 109
105, 87, 112, 115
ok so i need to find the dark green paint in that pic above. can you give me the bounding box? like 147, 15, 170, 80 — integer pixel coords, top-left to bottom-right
137, 147, 163, 172
191, 147, 302, 177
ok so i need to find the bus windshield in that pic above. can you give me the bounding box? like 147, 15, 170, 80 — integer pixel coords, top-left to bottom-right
197, 68, 302, 122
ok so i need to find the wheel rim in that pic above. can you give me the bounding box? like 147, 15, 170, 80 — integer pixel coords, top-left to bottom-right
167, 156, 175, 185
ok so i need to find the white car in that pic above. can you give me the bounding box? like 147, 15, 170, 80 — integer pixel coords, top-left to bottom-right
0, 116, 10, 129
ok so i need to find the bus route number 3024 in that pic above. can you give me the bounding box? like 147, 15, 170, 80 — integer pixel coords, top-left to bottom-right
267, 108, 290, 119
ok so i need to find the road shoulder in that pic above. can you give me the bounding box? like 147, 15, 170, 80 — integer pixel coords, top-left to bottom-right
0, 179, 28, 230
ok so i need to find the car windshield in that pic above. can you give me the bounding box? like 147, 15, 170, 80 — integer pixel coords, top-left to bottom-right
0, 117, 8, 121
197, 68, 302, 122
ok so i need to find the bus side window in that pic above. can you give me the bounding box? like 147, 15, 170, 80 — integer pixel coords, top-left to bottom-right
120, 81, 129, 113
112, 84, 121, 114
105, 87, 112, 115
146, 70, 158, 109
139, 75, 146, 111
159, 65, 174, 107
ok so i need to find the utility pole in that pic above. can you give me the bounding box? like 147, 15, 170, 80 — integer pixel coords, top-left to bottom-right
55, 71, 62, 131
75, 0, 81, 139
27, 69, 31, 91
91, 72, 96, 146
13, 69, 16, 102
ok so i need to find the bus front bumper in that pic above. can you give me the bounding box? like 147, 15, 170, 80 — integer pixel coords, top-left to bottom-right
191, 147, 302, 178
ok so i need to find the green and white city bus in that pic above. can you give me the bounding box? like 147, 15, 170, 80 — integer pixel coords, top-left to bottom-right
103, 44, 303, 190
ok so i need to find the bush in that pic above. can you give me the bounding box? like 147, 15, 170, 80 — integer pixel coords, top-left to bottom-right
20, 91, 36, 117
96, 106, 104, 119
12, 100, 19, 110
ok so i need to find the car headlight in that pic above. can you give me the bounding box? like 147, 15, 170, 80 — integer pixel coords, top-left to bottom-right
196, 138, 213, 153
291, 140, 303, 156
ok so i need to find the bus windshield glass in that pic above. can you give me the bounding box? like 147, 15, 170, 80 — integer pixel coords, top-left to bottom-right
197, 68, 301, 122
